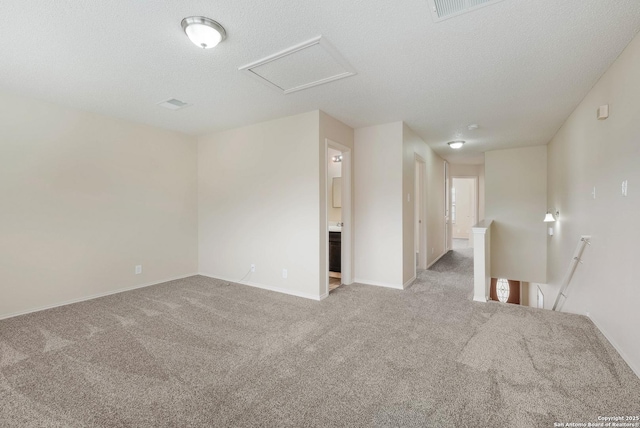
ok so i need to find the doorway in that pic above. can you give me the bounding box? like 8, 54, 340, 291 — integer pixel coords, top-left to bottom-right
444, 161, 450, 252
451, 177, 478, 245
414, 156, 427, 273
324, 139, 353, 297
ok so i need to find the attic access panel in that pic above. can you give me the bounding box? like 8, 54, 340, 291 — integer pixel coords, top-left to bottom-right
427, 0, 506, 22
239, 36, 356, 94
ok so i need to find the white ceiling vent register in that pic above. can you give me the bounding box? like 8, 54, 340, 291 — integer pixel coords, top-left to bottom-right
428, 0, 506, 22
239, 36, 356, 94
157, 98, 190, 110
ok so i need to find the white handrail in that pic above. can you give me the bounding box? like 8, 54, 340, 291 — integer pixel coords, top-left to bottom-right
552, 235, 591, 311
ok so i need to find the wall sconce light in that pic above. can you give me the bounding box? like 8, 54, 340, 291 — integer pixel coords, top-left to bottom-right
545, 210, 559, 236
544, 210, 559, 222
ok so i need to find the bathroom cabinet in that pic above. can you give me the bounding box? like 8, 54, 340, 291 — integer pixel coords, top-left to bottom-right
329, 232, 341, 273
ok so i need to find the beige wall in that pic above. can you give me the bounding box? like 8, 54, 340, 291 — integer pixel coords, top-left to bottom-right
0, 92, 198, 318
485, 146, 547, 283
354, 122, 446, 288
546, 32, 640, 376
198, 111, 323, 299
402, 124, 446, 283
354, 122, 404, 287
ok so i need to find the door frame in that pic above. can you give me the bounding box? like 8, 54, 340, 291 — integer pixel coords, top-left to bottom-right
444, 161, 450, 252
414, 155, 427, 273
324, 139, 353, 297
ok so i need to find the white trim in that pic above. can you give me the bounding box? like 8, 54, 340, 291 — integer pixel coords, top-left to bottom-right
0, 273, 199, 321
444, 160, 451, 252
414, 155, 427, 273
588, 314, 640, 379
318, 292, 329, 301
354, 278, 404, 290
199, 273, 323, 301
426, 250, 448, 269
404, 276, 417, 289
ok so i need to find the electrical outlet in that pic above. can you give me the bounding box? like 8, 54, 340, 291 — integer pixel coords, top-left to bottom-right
135, 265, 142, 275
250, 264, 256, 273
282, 269, 288, 279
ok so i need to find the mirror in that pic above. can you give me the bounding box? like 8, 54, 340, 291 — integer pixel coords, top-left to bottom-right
332, 177, 342, 208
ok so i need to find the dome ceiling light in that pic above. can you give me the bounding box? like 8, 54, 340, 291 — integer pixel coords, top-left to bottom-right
447, 141, 465, 149
181, 16, 227, 49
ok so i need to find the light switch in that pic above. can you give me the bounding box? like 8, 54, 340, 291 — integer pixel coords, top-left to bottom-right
597, 104, 609, 120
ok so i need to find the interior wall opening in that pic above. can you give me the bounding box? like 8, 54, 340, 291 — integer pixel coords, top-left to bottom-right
325, 139, 352, 296
415, 156, 427, 273
328, 147, 343, 292
451, 177, 478, 249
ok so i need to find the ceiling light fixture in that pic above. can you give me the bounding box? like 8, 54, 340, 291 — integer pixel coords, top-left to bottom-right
181, 16, 227, 49
332, 155, 343, 163
447, 141, 465, 149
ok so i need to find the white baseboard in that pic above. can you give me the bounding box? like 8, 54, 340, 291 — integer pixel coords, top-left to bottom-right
0, 273, 199, 321
354, 278, 404, 290
588, 314, 640, 379
403, 276, 416, 289
473, 295, 488, 303
426, 250, 448, 269
198, 273, 323, 301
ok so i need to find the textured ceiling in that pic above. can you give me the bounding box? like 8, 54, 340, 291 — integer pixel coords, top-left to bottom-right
1, 0, 639, 164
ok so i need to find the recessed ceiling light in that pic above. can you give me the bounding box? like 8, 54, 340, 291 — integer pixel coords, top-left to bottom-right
181, 16, 226, 49
448, 141, 465, 149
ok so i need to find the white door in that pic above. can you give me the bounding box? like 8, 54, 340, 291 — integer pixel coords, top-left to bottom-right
452, 178, 476, 240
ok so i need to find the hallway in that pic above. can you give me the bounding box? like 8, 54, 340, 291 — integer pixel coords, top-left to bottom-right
416, 238, 474, 300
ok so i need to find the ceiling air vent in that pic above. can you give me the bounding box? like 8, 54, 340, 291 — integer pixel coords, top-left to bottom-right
428, 0, 506, 22
157, 98, 190, 110
239, 36, 356, 95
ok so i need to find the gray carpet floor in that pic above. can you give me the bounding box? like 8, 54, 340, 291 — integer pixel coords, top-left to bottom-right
1, 245, 639, 427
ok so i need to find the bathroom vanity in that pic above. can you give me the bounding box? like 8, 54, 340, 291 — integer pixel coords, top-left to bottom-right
329, 231, 341, 273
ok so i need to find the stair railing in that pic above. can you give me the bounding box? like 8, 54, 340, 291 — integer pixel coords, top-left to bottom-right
552, 235, 591, 311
